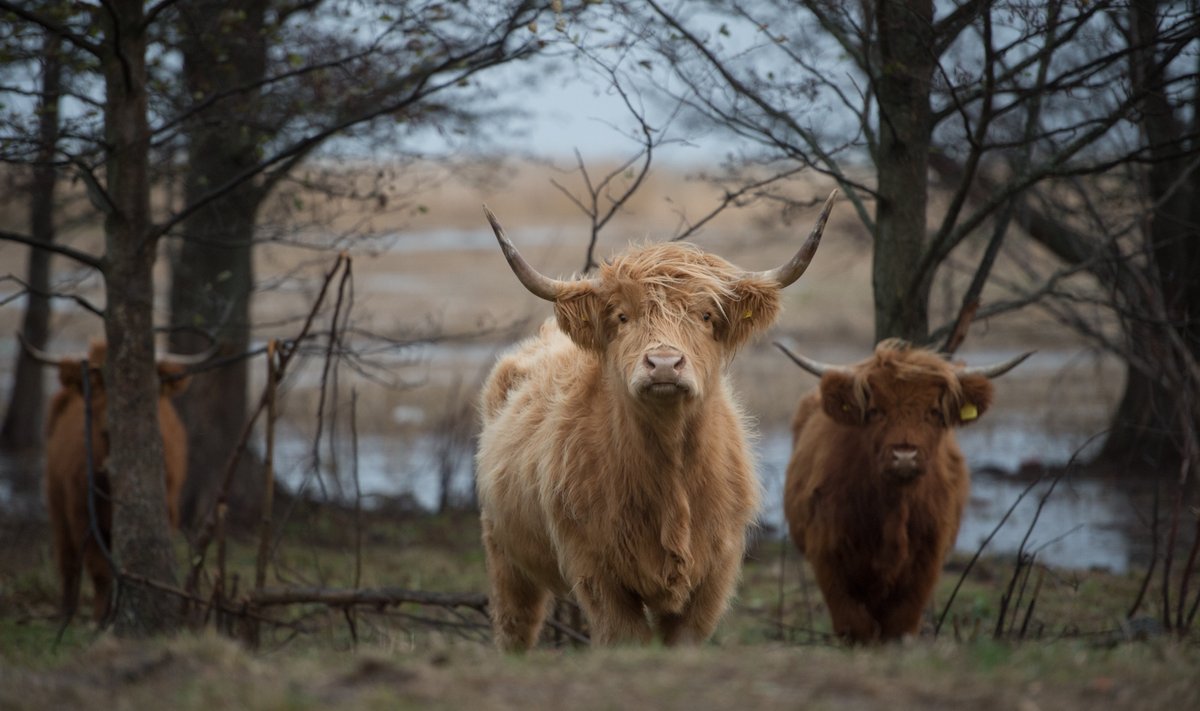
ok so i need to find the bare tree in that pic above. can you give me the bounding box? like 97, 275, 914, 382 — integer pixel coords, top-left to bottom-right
0, 0, 573, 634
926, 1, 1200, 469
578, 1, 1199, 475
161, 0, 570, 528
592, 1, 1178, 342
0, 25, 62, 458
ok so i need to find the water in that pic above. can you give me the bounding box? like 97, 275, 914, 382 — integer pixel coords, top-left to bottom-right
272, 429, 477, 512
0, 422, 1158, 575
255, 417, 1147, 573
0, 318, 1155, 575
753, 429, 1140, 573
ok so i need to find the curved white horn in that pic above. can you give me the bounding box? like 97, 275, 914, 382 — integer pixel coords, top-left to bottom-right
773, 341, 849, 377
157, 341, 221, 366
960, 350, 1034, 379
746, 189, 838, 288
484, 205, 587, 301
16, 332, 62, 366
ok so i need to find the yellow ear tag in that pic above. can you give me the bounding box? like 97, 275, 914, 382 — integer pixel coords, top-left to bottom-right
742, 310, 753, 320
959, 403, 978, 421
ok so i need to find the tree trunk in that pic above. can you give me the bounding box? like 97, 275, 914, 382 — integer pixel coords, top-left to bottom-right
872, 0, 935, 342
1097, 360, 1180, 468
1096, 0, 1198, 469
101, 0, 180, 637
169, 0, 269, 529
0, 31, 62, 459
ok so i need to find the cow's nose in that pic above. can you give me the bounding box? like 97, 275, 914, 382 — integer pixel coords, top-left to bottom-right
890, 446, 919, 472
644, 350, 685, 380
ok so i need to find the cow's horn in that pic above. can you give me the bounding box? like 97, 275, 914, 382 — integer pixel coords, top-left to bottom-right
960, 351, 1034, 379
484, 205, 588, 301
16, 332, 62, 366
747, 189, 838, 288
774, 341, 848, 377
157, 341, 221, 366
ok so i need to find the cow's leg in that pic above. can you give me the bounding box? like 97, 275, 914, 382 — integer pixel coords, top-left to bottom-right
573, 575, 652, 645
877, 591, 928, 641
53, 531, 82, 624
482, 528, 549, 652
164, 475, 182, 529
47, 481, 83, 624
810, 562, 881, 643
82, 536, 113, 623
825, 596, 881, 642
655, 553, 740, 646
878, 558, 941, 640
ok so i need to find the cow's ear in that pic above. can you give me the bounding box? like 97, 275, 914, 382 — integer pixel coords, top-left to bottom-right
57, 360, 84, 392
820, 371, 862, 426
554, 284, 607, 352
952, 373, 994, 427
718, 278, 782, 348
158, 362, 191, 397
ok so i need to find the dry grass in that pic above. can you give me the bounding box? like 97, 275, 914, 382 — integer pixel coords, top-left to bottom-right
1, 509, 1198, 711
1, 158, 1113, 436
2, 631, 1198, 711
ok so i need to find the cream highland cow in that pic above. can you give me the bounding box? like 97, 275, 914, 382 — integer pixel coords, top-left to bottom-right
475, 192, 837, 651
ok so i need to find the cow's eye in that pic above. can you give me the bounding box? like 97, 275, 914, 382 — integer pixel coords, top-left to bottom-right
865, 407, 882, 423
702, 311, 712, 323
929, 408, 945, 425
617, 313, 628, 324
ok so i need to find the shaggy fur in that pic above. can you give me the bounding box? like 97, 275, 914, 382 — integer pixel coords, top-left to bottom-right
783, 339, 995, 642
476, 241, 789, 650
44, 342, 190, 623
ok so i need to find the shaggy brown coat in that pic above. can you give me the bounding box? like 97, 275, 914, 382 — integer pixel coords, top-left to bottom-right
476, 241, 796, 650
783, 339, 995, 642
44, 342, 190, 623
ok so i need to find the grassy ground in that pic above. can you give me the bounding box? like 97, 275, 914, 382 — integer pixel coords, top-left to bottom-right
1, 509, 1197, 710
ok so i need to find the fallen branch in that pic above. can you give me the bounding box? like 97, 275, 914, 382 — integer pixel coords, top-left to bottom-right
250, 586, 489, 610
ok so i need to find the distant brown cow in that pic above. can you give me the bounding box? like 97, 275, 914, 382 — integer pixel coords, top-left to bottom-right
28, 339, 195, 624
778, 339, 1029, 643
476, 192, 837, 651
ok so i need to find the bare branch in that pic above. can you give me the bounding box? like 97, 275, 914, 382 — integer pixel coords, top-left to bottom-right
0, 1, 102, 57
250, 586, 489, 610
0, 230, 104, 272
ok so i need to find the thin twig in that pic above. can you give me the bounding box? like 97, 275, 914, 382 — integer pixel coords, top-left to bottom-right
351, 390, 362, 590
1128, 483, 1160, 620
310, 255, 354, 497
1018, 565, 1045, 640
254, 340, 279, 595
187, 253, 349, 594
1160, 456, 1189, 631
936, 472, 1043, 635
250, 586, 489, 609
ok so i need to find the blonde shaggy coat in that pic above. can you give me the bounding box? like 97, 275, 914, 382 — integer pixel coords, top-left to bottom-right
476, 242, 784, 650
